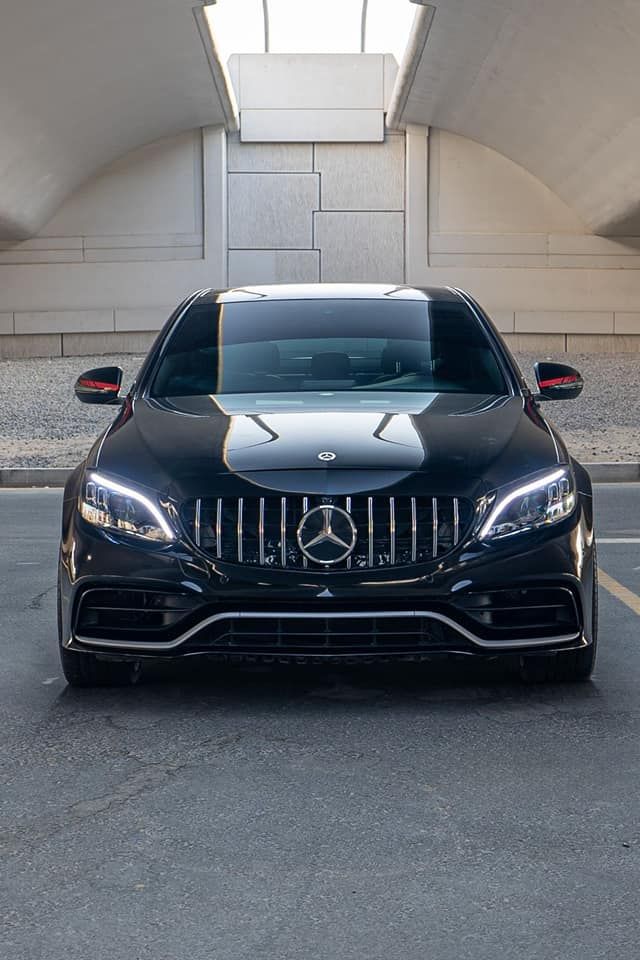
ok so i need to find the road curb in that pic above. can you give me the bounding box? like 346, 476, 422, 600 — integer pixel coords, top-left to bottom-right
584, 462, 640, 483
0, 468, 73, 487
1, 463, 639, 487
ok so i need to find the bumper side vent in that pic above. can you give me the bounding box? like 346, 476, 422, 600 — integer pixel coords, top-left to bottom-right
453, 587, 580, 640
75, 588, 203, 642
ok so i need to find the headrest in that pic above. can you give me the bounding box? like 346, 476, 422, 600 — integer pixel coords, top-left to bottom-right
310, 352, 351, 380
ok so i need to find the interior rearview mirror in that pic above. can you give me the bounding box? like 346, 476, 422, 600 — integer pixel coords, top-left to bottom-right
534, 361, 583, 401
74, 366, 124, 405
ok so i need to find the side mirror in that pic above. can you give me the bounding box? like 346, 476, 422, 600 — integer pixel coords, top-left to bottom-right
74, 366, 123, 405
534, 361, 583, 401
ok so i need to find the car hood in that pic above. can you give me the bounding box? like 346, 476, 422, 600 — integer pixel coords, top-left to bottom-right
95, 392, 564, 499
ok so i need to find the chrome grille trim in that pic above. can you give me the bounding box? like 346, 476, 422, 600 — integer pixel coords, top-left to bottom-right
237, 498, 244, 564
389, 497, 396, 566
411, 496, 417, 563
432, 497, 438, 559
216, 498, 223, 559
258, 498, 265, 567
75, 608, 582, 654
280, 497, 287, 568
302, 497, 309, 568
194, 498, 202, 548
184, 494, 472, 570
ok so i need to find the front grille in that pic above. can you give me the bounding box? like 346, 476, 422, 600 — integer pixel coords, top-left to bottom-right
182, 495, 474, 570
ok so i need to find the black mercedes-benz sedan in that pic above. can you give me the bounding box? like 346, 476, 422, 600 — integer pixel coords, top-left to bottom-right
58, 283, 597, 686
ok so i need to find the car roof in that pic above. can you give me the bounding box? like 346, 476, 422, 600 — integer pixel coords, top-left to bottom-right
195, 283, 466, 305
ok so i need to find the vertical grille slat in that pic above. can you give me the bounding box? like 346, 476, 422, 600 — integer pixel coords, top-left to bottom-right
280, 497, 287, 568
237, 498, 244, 564
216, 498, 223, 559
194, 498, 202, 548
184, 494, 472, 570
389, 497, 396, 566
302, 497, 309, 569
432, 497, 439, 559
411, 496, 417, 563
258, 498, 265, 566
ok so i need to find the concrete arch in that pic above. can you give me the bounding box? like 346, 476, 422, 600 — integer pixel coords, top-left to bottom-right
0, 0, 236, 240
391, 0, 640, 237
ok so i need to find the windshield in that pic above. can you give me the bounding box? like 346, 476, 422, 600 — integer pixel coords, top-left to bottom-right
150, 298, 508, 397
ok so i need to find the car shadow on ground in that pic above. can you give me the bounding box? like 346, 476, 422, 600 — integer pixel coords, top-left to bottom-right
52, 655, 603, 713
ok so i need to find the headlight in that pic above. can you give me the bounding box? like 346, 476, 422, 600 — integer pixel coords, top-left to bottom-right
478, 468, 576, 541
79, 471, 176, 542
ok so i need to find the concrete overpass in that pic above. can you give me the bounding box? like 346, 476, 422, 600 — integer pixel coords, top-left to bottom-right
390, 0, 640, 237
1, 0, 639, 358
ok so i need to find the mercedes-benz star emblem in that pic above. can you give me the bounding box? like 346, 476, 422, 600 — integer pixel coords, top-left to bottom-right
296, 505, 357, 566
317, 451, 336, 462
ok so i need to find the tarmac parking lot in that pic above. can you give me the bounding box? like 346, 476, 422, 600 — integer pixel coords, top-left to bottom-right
1, 484, 640, 960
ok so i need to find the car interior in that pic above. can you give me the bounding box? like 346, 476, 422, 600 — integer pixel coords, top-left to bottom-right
151, 302, 507, 397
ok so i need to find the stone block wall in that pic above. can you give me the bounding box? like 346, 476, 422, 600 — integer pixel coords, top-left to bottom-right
227, 134, 405, 286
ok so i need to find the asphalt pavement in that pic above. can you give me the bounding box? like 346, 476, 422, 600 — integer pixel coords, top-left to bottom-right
1, 485, 640, 960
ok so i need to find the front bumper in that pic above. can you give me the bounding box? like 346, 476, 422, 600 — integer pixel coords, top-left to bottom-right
59, 497, 596, 662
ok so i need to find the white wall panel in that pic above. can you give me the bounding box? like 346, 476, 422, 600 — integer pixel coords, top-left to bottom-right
15, 310, 114, 335
229, 173, 319, 249
240, 110, 384, 143
515, 311, 614, 334
41, 131, 204, 239
115, 308, 173, 332
83, 247, 202, 263
315, 212, 404, 282
615, 313, 640, 335
237, 55, 385, 110
430, 234, 548, 255
383, 55, 399, 111
430, 254, 548, 268
429, 131, 585, 236
405, 125, 429, 285
0, 249, 82, 265
228, 139, 313, 172
62, 332, 156, 357
489, 310, 515, 333
315, 138, 404, 211
0, 334, 61, 360
229, 250, 320, 286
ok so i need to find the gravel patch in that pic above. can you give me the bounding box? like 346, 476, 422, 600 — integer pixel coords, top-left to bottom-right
516, 352, 639, 463
0, 351, 637, 467
0, 355, 143, 468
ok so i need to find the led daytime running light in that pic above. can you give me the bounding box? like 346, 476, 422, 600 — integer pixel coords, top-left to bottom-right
479, 469, 567, 540
87, 472, 176, 540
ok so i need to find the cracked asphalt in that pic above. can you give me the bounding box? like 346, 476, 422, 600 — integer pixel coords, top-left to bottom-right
1, 486, 640, 960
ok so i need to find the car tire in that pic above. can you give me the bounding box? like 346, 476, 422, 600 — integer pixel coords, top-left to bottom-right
58, 585, 141, 688
60, 645, 142, 688
519, 547, 598, 684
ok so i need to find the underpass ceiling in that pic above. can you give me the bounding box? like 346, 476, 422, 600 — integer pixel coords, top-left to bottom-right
394, 0, 640, 236
0, 0, 235, 240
